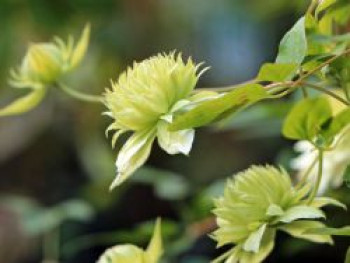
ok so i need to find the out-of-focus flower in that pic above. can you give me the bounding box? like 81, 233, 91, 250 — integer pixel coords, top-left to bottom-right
212, 165, 336, 263
97, 219, 162, 263
104, 52, 215, 189
10, 24, 90, 89
0, 24, 90, 117
292, 125, 350, 194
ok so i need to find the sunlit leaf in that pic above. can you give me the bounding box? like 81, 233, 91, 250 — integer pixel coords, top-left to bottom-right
304, 226, 350, 236
257, 63, 298, 82
276, 16, 307, 65
282, 97, 332, 140
169, 84, 268, 131
278, 205, 325, 223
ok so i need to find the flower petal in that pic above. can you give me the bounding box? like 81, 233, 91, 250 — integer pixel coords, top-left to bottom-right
145, 218, 163, 263
0, 87, 46, 117
110, 128, 156, 189
157, 120, 194, 155
69, 24, 90, 70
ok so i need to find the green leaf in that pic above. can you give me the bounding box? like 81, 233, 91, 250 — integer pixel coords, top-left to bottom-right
343, 166, 350, 188
279, 220, 333, 244
243, 224, 267, 253
278, 205, 325, 223
315, 0, 337, 17
282, 97, 332, 140
304, 226, 350, 236
257, 63, 298, 82
276, 16, 307, 65
169, 84, 268, 131
311, 196, 347, 210
322, 108, 350, 140
345, 246, 350, 263
0, 88, 46, 117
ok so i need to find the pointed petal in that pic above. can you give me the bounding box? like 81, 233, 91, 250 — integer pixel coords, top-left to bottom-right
69, 24, 90, 70
157, 120, 194, 155
145, 218, 163, 263
110, 128, 156, 189
0, 87, 46, 117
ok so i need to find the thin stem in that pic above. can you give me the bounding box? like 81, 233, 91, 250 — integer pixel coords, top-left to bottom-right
307, 0, 318, 14
42, 227, 60, 263
308, 149, 324, 203
211, 247, 236, 263
296, 155, 318, 189
303, 82, 350, 106
295, 48, 350, 85
57, 83, 103, 103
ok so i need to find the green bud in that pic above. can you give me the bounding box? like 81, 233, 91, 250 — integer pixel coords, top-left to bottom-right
97, 218, 163, 263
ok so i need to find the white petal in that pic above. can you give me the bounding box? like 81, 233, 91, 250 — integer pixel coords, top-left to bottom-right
157, 120, 194, 155
110, 128, 156, 190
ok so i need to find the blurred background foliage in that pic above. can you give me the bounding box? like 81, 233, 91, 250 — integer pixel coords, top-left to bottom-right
0, 0, 349, 262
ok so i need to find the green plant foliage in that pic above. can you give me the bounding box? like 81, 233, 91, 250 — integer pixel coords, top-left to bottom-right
282, 97, 332, 141
304, 226, 350, 236
169, 84, 268, 131
276, 16, 307, 65
257, 63, 298, 82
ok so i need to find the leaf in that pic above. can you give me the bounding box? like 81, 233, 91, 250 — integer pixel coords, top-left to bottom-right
278, 205, 325, 223
257, 63, 298, 82
279, 220, 333, 244
310, 197, 347, 210
315, 0, 337, 17
0, 88, 46, 117
169, 84, 268, 131
345, 247, 350, 263
243, 224, 267, 253
304, 226, 350, 236
276, 16, 307, 65
322, 108, 350, 140
24, 199, 94, 236
282, 97, 332, 140
344, 166, 350, 188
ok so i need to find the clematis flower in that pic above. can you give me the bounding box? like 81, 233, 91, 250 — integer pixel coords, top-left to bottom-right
212, 165, 342, 263
0, 24, 90, 117
104, 52, 215, 189
97, 219, 162, 263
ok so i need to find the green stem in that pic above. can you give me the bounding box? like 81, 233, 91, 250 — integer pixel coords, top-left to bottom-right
211, 247, 236, 263
296, 155, 318, 189
308, 149, 324, 203
303, 82, 350, 106
57, 83, 103, 103
42, 227, 60, 263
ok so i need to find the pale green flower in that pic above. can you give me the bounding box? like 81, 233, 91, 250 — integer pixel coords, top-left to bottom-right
104, 52, 215, 189
212, 165, 343, 263
0, 25, 90, 117
97, 219, 163, 263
